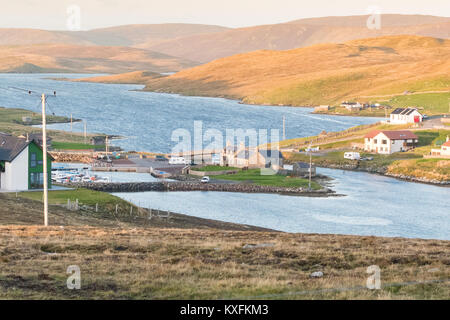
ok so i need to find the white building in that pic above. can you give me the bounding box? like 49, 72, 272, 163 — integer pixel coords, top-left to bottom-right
0, 133, 52, 191
389, 108, 423, 124
341, 102, 362, 111
364, 130, 419, 154
430, 136, 450, 158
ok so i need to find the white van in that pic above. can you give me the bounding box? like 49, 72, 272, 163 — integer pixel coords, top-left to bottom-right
169, 156, 187, 165
344, 152, 361, 160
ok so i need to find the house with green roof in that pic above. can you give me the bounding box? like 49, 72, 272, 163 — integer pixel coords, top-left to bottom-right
0, 133, 52, 191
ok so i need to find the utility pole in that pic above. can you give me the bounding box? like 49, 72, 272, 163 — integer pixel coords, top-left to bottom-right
70, 113, 73, 136
84, 121, 87, 145
41, 94, 48, 227
282, 116, 286, 141
308, 143, 312, 190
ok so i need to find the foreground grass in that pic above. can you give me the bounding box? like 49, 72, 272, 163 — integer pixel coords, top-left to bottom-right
0, 225, 448, 299
214, 169, 321, 189
20, 189, 130, 208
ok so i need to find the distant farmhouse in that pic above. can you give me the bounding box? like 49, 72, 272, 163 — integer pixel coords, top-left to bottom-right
430, 136, 450, 158
0, 133, 52, 191
389, 107, 423, 124
364, 130, 419, 154
341, 101, 362, 111
220, 142, 284, 170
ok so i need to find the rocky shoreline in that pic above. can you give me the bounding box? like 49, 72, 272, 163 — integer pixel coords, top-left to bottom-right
61, 181, 339, 197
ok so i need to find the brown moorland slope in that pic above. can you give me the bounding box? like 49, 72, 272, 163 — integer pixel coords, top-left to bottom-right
0, 44, 198, 73
144, 15, 450, 62
0, 24, 229, 47
138, 35, 450, 106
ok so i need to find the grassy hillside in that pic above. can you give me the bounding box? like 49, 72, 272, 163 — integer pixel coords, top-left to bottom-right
0, 44, 197, 74
145, 15, 450, 62
140, 35, 449, 111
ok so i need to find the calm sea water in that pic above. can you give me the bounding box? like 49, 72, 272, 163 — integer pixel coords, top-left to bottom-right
0, 74, 380, 153
115, 168, 450, 240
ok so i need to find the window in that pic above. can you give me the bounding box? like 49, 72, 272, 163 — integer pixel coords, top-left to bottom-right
382, 140, 387, 145
30, 153, 37, 167
30, 172, 44, 189
374, 139, 377, 144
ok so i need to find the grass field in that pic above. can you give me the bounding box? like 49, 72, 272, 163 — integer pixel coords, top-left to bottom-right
375, 92, 450, 116
0, 225, 448, 299
0, 106, 95, 144
213, 169, 321, 189
0, 186, 449, 299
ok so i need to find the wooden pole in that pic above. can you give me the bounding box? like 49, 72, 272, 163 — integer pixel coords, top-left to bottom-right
84, 121, 87, 145
42, 94, 48, 226
308, 143, 312, 190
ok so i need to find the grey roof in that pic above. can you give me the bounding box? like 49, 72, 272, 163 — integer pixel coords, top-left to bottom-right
391, 107, 419, 115
0, 133, 30, 162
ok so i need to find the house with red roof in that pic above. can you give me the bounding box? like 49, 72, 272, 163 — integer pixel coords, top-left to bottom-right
430, 136, 450, 158
364, 130, 419, 154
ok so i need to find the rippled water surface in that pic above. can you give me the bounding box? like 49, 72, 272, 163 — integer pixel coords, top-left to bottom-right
0, 74, 380, 153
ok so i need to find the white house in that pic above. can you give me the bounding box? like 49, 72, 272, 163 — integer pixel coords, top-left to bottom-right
220, 142, 283, 170
389, 108, 423, 124
341, 102, 362, 111
364, 130, 419, 154
0, 133, 52, 191
430, 136, 450, 158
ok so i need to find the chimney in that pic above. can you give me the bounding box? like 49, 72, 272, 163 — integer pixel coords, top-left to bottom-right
26, 133, 29, 142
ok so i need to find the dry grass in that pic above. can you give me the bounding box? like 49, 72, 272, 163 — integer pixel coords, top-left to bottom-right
142, 35, 450, 107
0, 225, 448, 299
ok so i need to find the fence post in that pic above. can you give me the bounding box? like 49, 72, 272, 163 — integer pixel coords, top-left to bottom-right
67, 199, 71, 210
130, 206, 133, 216
115, 204, 119, 214
75, 199, 79, 211
95, 203, 98, 212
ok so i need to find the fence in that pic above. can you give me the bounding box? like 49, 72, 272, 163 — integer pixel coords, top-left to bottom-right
63, 198, 174, 223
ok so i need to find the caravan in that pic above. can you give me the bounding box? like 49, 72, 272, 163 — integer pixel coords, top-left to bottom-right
344, 152, 361, 160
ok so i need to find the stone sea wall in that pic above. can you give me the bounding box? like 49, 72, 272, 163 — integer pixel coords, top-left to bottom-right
62, 181, 337, 197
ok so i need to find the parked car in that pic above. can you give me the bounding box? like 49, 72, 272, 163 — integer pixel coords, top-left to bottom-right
344, 152, 361, 160
201, 176, 210, 183
155, 155, 168, 161
360, 156, 374, 161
